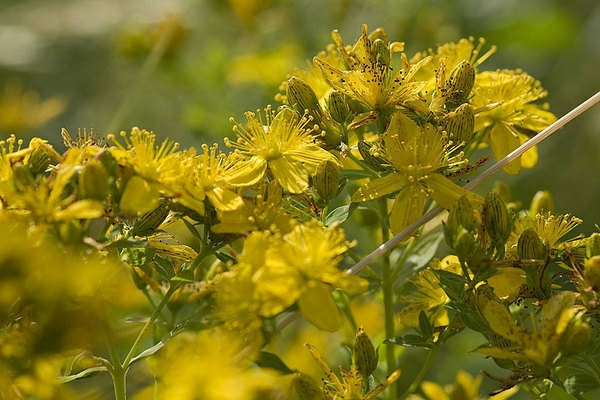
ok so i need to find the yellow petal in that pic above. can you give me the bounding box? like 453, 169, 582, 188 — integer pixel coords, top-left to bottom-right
351, 172, 408, 202
206, 187, 244, 211
476, 347, 529, 361
297, 281, 341, 332
518, 133, 537, 169
421, 381, 450, 400
120, 176, 160, 215
487, 267, 526, 302
389, 184, 427, 234
269, 156, 309, 194
223, 155, 267, 187
519, 104, 557, 132
482, 301, 524, 343
488, 123, 521, 174
54, 199, 104, 220
426, 173, 483, 209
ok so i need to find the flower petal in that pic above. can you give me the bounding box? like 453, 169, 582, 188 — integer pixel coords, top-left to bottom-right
426, 173, 483, 210
223, 156, 267, 187
54, 199, 104, 220
351, 172, 408, 202
206, 187, 244, 211
269, 156, 309, 194
389, 184, 427, 234
488, 123, 521, 174
297, 281, 342, 332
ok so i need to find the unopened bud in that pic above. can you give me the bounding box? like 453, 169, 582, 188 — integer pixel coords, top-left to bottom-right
371, 38, 390, 65
529, 190, 554, 216
27, 148, 51, 176
79, 160, 109, 200
368, 28, 388, 45
446, 60, 475, 105
354, 326, 377, 378
447, 195, 475, 234
587, 233, 600, 258
517, 228, 546, 260
454, 228, 476, 261
287, 77, 320, 116
357, 140, 386, 171
584, 256, 600, 290
96, 149, 118, 177
314, 160, 340, 201
561, 321, 591, 357
326, 91, 351, 125
445, 103, 474, 144
131, 200, 170, 236
492, 181, 511, 203
292, 371, 323, 400
483, 192, 511, 244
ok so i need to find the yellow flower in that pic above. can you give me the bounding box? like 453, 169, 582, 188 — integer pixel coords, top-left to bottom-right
508, 212, 582, 252
224, 106, 339, 194
399, 256, 462, 327
174, 143, 244, 216
410, 370, 517, 400
351, 112, 482, 234
471, 70, 557, 174
478, 291, 579, 366
211, 180, 294, 234
304, 343, 401, 400
487, 267, 526, 302
314, 25, 428, 113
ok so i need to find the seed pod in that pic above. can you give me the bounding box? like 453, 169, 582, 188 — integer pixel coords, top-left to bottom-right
357, 140, 386, 171
447, 195, 475, 235
587, 233, 600, 258
584, 256, 600, 290
517, 228, 546, 260
483, 191, 511, 244
529, 190, 554, 215
445, 103, 474, 144
287, 77, 320, 116
446, 60, 475, 105
292, 371, 323, 400
326, 91, 351, 125
561, 321, 592, 357
314, 160, 340, 201
131, 200, 170, 236
371, 38, 390, 66
353, 326, 377, 378
27, 148, 51, 176
79, 160, 109, 200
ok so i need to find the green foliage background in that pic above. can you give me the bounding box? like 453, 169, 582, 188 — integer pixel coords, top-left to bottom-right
1, 0, 600, 398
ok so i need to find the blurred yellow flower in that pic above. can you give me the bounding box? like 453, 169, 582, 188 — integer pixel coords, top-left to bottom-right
409, 370, 517, 400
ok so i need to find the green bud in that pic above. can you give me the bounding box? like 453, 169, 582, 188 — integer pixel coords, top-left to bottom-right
446, 60, 475, 105
353, 326, 377, 378
27, 148, 51, 176
492, 181, 511, 203
517, 228, 546, 260
454, 227, 476, 261
586, 233, 600, 258
325, 91, 351, 125
529, 190, 554, 215
292, 371, 323, 400
96, 149, 118, 178
368, 27, 389, 45
79, 160, 109, 200
371, 38, 390, 65
584, 256, 600, 290
561, 321, 592, 357
357, 140, 386, 171
447, 195, 475, 234
483, 192, 511, 244
445, 103, 474, 144
314, 160, 340, 201
131, 200, 170, 236
287, 77, 320, 116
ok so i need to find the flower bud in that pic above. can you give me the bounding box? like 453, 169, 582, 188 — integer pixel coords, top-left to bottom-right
447, 195, 475, 234
446, 60, 475, 105
492, 181, 511, 203
483, 192, 511, 244
587, 233, 600, 258
445, 103, 474, 144
353, 326, 377, 378
131, 200, 170, 236
517, 228, 546, 260
368, 27, 388, 45
357, 140, 386, 171
371, 38, 390, 65
96, 149, 118, 178
292, 371, 323, 400
561, 321, 592, 357
454, 227, 476, 261
326, 91, 351, 125
287, 77, 320, 116
584, 256, 600, 290
529, 190, 554, 216
27, 148, 51, 176
314, 160, 340, 201
79, 160, 109, 200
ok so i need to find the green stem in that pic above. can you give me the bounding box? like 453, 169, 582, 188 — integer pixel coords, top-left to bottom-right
110, 366, 127, 400
380, 198, 397, 400
400, 345, 439, 399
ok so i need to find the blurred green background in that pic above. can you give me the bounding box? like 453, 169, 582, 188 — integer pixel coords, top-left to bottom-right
1, 0, 600, 397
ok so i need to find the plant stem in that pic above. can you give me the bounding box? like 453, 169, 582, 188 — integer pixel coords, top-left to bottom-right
110, 366, 127, 400
380, 198, 397, 400
400, 345, 439, 399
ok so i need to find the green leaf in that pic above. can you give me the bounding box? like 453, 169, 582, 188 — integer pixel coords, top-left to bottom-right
341, 169, 375, 180
254, 351, 294, 375
404, 232, 444, 271
385, 334, 433, 348
325, 203, 358, 226
446, 302, 491, 334
418, 310, 434, 338
153, 256, 176, 280
181, 218, 203, 239
215, 251, 237, 263
58, 366, 108, 383
171, 269, 195, 283
130, 341, 166, 365
433, 269, 467, 302
108, 237, 148, 249
563, 374, 600, 395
